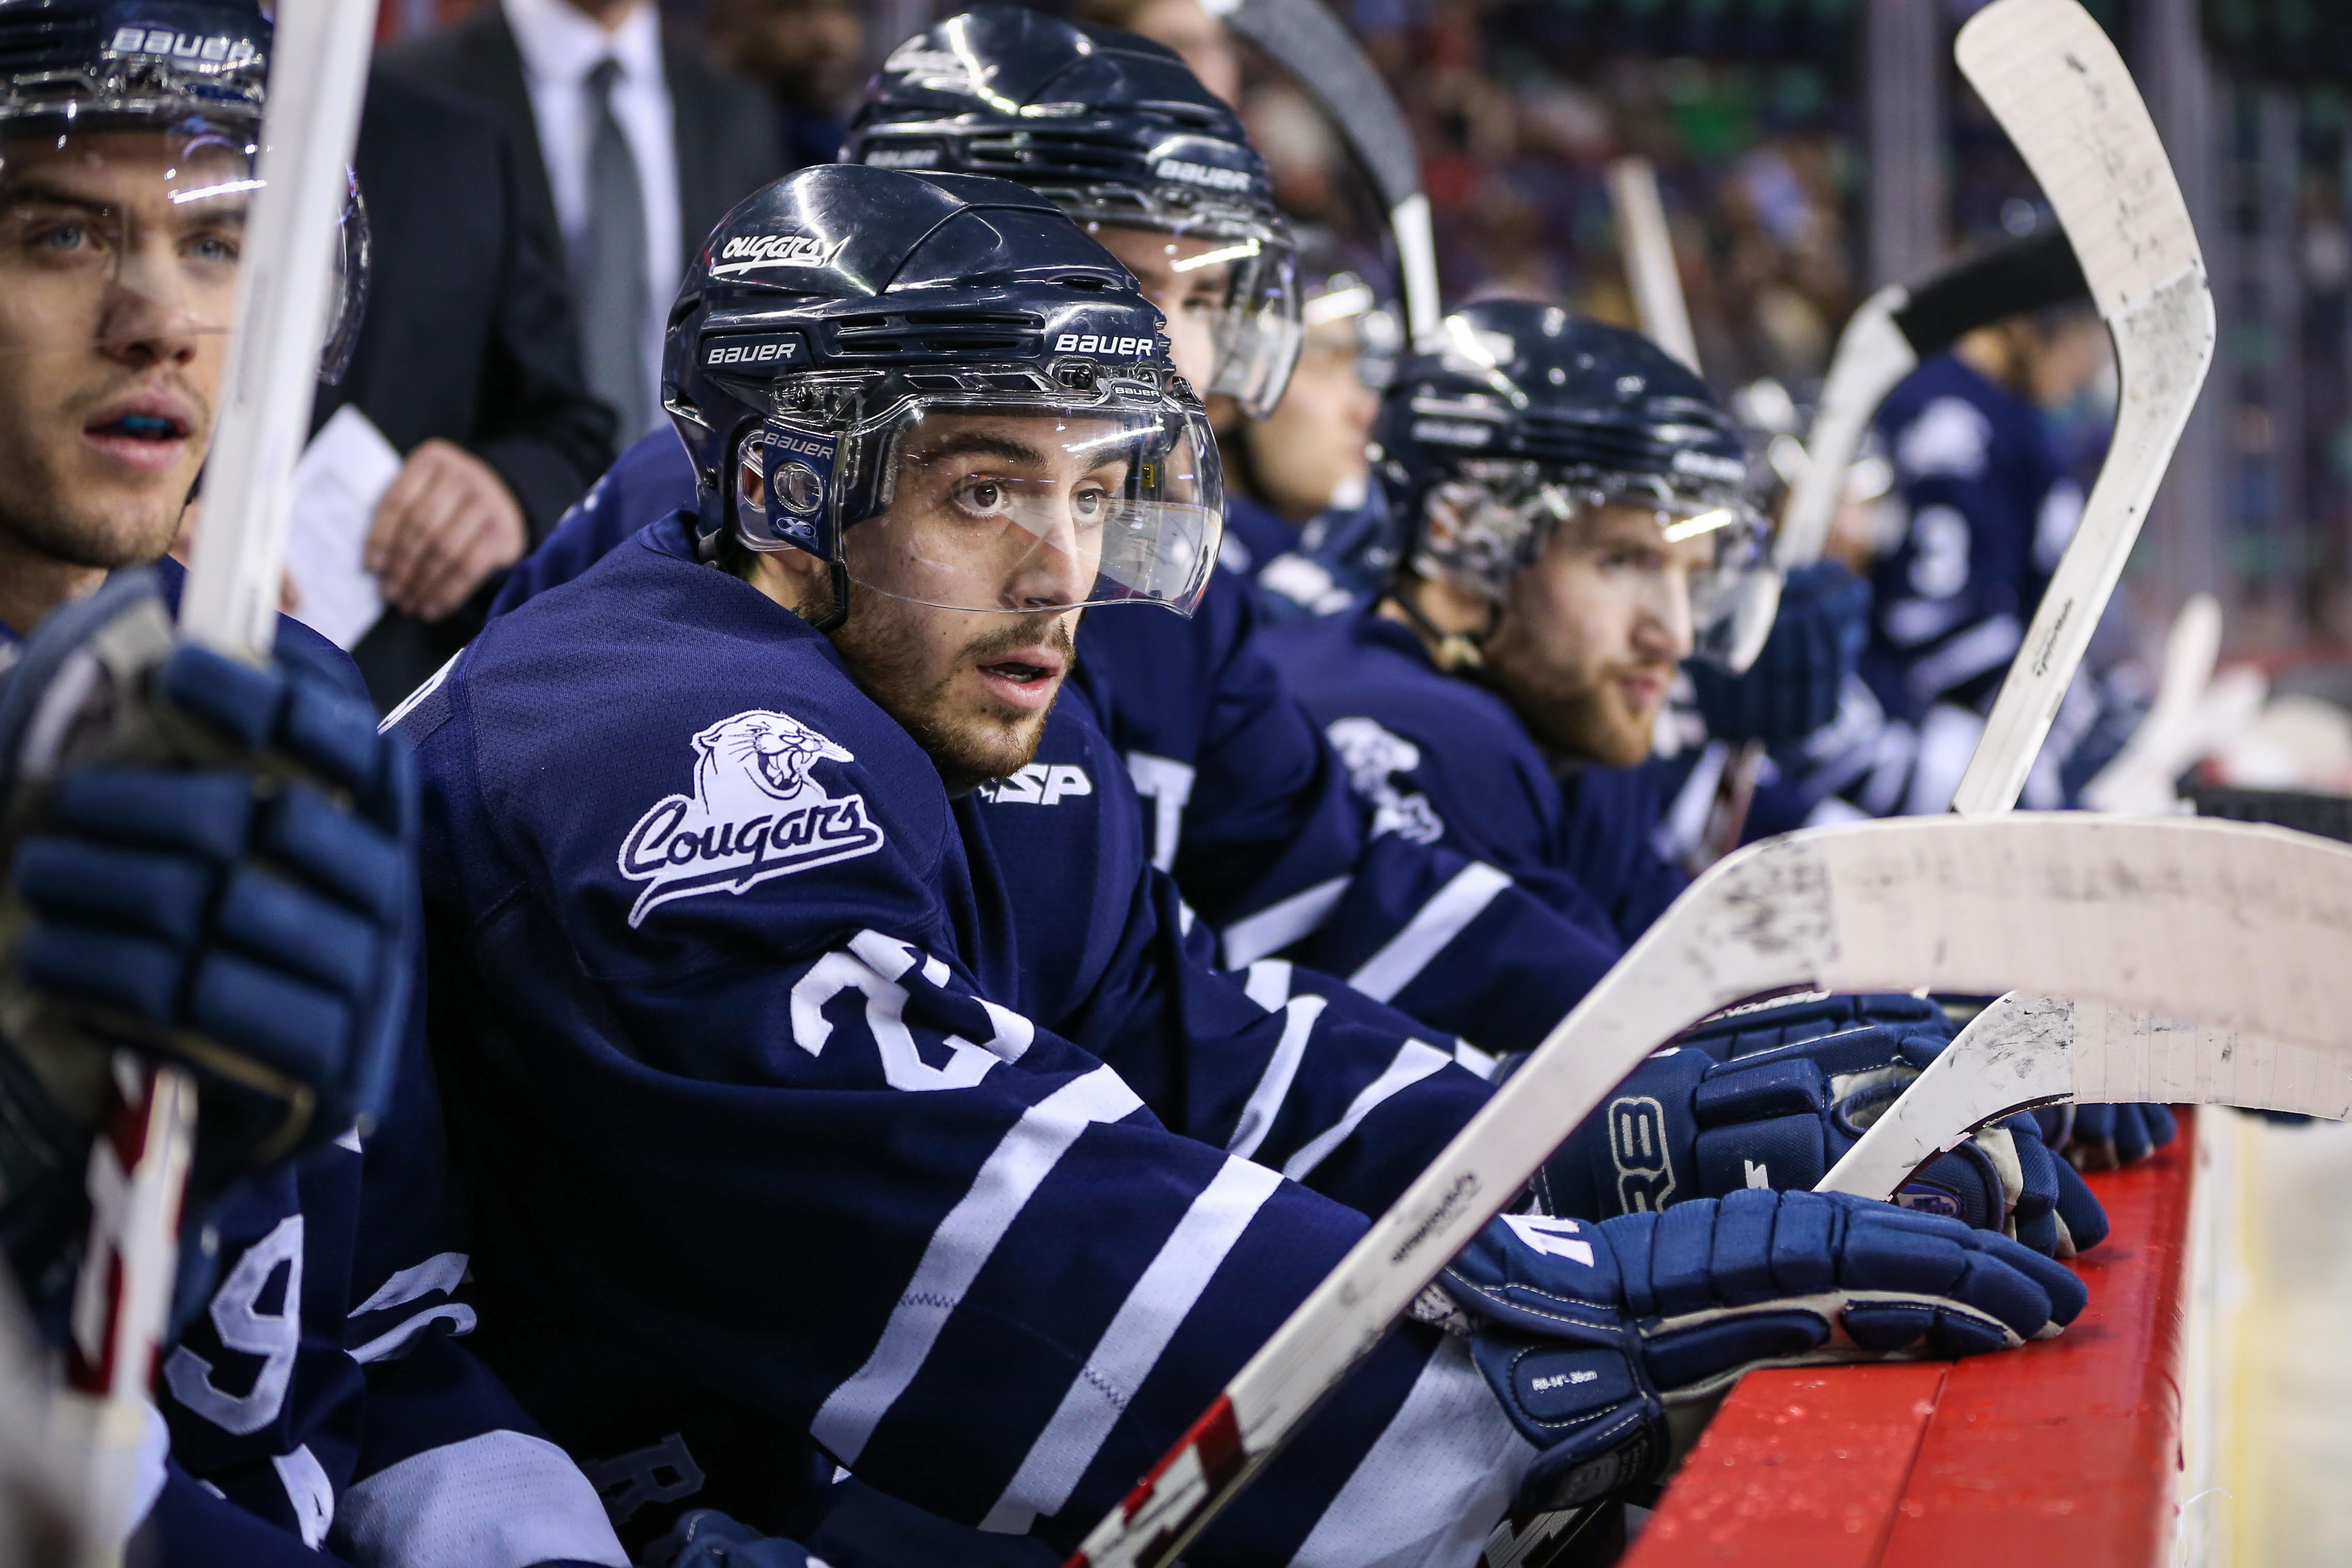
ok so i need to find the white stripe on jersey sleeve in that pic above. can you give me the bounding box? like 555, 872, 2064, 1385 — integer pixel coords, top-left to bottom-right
980, 1156, 1286, 1535
1280, 1039, 1452, 1183
1346, 863, 1515, 1003
1226, 996, 1328, 1162
1286, 1335, 1533, 1568
335, 1429, 627, 1568
812, 1064, 1146, 1464
1222, 876, 1351, 969
1243, 959, 1295, 1012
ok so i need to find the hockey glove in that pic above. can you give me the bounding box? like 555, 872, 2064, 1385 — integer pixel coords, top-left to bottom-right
0, 570, 414, 1306
1425, 1192, 2086, 1517
1686, 561, 1869, 747
2032, 1100, 2180, 1171
647, 1510, 828, 1568
1538, 992, 2108, 1257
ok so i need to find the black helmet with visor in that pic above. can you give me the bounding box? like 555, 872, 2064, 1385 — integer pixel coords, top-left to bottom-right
662, 163, 1224, 630
0, 0, 367, 386
845, 5, 1301, 419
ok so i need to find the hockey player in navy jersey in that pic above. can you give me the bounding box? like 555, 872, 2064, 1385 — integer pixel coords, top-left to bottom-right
0, 4, 623, 1561
1795, 304, 2118, 818
495, 8, 1669, 1060
412, 163, 2090, 1567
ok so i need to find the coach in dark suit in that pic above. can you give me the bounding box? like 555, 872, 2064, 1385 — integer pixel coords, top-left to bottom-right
324, 68, 619, 711
381, 0, 781, 445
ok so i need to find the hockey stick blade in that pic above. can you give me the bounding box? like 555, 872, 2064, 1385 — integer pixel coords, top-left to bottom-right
1770, 229, 2090, 602
1947, 0, 2214, 817
1820, 986, 2352, 1204
1215, 0, 1441, 342
1067, 813, 2352, 1568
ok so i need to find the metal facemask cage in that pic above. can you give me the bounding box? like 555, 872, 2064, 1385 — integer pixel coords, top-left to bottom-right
745, 354, 1225, 618
1052, 177, 1303, 420
1414, 460, 1772, 665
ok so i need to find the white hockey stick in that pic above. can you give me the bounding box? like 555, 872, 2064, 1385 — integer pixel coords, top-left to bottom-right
1606, 157, 1699, 375
1065, 812, 2352, 1568
2077, 593, 2234, 815
1946, 0, 2215, 817
1819, 987, 2352, 1205
1212, 0, 1442, 344
55, 2, 375, 1562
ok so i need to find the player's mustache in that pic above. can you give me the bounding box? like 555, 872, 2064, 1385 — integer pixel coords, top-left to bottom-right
961, 616, 1077, 664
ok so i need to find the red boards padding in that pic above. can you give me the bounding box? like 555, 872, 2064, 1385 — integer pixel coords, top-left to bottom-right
1625, 1109, 2197, 1568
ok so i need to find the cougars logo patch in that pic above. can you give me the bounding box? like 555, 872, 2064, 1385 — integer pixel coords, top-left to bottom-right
619, 710, 884, 926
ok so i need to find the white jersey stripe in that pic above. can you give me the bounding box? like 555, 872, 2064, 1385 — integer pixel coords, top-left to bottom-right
1226, 996, 1328, 1163
1346, 863, 1514, 1003
981, 1157, 1285, 1534
1285, 1335, 1533, 1568
1222, 876, 1350, 969
812, 1064, 1145, 1463
1243, 959, 1295, 1013
1281, 1039, 1453, 1182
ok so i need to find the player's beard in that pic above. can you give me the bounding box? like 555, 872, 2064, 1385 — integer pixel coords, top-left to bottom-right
823, 580, 1075, 795
1484, 637, 1664, 768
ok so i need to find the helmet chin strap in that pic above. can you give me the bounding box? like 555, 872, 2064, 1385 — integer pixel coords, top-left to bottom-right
1384, 575, 1496, 674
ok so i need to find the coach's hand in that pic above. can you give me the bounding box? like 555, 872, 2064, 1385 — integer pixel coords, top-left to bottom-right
366, 439, 527, 622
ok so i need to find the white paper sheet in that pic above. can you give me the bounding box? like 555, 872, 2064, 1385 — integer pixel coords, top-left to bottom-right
283, 404, 402, 649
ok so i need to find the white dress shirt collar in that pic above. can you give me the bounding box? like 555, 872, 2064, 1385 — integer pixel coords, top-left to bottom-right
502, 0, 662, 97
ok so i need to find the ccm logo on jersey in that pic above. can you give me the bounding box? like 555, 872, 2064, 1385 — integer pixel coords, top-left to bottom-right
109, 26, 258, 65
1607, 1095, 1676, 1212
712, 233, 851, 277
977, 763, 1092, 806
1154, 157, 1253, 192
1054, 333, 1156, 358
619, 710, 884, 926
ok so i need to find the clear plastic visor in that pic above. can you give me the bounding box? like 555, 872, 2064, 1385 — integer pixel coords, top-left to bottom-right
1425, 469, 1771, 662
757, 393, 1225, 617
0, 119, 366, 396
1082, 209, 1302, 419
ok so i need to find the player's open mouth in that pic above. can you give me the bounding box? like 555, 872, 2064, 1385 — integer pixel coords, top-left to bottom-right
975, 649, 1065, 710
83, 397, 195, 472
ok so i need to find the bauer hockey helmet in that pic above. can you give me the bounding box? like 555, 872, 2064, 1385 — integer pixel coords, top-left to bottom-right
1374, 300, 1770, 665
0, 0, 367, 380
845, 6, 1301, 419
661, 163, 1224, 629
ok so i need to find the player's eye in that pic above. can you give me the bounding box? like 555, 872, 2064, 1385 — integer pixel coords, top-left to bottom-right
1071, 485, 1108, 525
26, 218, 93, 257
952, 475, 1015, 520
183, 228, 240, 265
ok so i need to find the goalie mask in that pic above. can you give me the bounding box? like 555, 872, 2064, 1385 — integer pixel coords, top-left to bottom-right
1376, 301, 1769, 667
0, 0, 368, 387
663, 163, 1223, 628
845, 6, 1301, 419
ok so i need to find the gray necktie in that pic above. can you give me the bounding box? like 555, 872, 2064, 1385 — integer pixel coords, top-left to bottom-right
574, 57, 651, 437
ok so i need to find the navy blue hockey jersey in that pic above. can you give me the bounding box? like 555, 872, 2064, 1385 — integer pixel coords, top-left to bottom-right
1262, 608, 1690, 957
2, 562, 624, 1568
1791, 352, 2094, 817
493, 434, 1636, 1058
412, 515, 1533, 1564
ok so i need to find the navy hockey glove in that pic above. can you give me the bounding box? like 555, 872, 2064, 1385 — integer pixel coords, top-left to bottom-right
1425, 1193, 2085, 1516
2032, 1100, 2180, 1171
1539, 993, 2108, 1257
1686, 561, 1868, 747
0, 571, 413, 1302
648, 1511, 827, 1568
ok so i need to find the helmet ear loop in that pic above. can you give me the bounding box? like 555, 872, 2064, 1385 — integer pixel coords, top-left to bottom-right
1389, 487, 1505, 674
